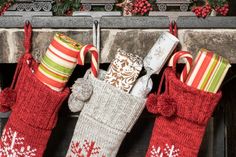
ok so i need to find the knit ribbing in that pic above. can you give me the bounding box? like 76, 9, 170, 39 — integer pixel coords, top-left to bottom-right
0, 54, 69, 157
165, 67, 222, 125
145, 67, 222, 157
13, 57, 69, 130
66, 69, 146, 157
0, 24, 70, 157
81, 69, 146, 132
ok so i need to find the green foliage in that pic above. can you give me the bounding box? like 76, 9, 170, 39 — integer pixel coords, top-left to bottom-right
0, 0, 6, 5
0, 0, 14, 13
207, 0, 228, 7
53, 0, 81, 15
0, 0, 11, 7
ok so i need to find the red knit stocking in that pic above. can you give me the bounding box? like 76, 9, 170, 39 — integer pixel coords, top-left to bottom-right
0, 22, 69, 157
145, 67, 222, 157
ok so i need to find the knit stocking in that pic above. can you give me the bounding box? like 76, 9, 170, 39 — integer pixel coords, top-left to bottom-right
145, 67, 222, 157
66, 69, 146, 157
0, 23, 69, 157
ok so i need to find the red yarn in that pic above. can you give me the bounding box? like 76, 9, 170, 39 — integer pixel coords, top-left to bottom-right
0, 22, 69, 157
146, 93, 176, 117
0, 88, 16, 112
156, 94, 176, 117
145, 67, 222, 157
169, 21, 178, 53
24, 22, 32, 54
146, 93, 157, 113
169, 21, 178, 38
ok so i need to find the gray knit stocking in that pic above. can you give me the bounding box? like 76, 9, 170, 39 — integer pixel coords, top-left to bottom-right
66, 69, 146, 157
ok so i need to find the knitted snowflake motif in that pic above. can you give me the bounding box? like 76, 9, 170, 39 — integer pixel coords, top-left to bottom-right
151, 145, 163, 157
164, 144, 180, 157
68, 139, 106, 157
0, 127, 37, 157
151, 144, 180, 157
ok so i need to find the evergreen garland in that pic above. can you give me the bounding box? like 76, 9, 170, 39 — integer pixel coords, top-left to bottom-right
207, 0, 228, 7
0, 0, 13, 7
0, 0, 13, 15
0, 0, 230, 16
0, 0, 8, 7
53, 0, 81, 16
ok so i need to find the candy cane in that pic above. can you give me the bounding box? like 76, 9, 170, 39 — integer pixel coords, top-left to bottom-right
168, 51, 193, 82
78, 44, 99, 77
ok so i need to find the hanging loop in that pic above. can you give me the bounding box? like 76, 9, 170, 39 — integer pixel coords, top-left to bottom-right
169, 21, 178, 38
24, 20, 32, 55
169, 21, 178, 53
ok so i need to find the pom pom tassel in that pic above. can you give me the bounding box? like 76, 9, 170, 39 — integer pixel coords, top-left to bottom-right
146, 93, 158, 114
146, 93, 177, 117
0, 88, 16, 112
68, 78, 93, 112
156, 94, 176, 117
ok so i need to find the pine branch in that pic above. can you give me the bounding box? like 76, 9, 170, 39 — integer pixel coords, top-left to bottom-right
53, 0, 81, 16
207, 0, 228, 7
0, 0, 14, 16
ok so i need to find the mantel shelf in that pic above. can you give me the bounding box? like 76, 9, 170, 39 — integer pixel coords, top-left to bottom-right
0, 16, 236, 29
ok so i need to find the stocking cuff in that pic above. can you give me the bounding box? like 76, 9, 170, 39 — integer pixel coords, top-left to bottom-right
165, 68, 222, 125
13, 59, 69, 130
81, 69, 146, 132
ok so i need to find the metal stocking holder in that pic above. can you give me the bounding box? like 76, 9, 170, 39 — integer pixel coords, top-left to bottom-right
73, 11, 121, 66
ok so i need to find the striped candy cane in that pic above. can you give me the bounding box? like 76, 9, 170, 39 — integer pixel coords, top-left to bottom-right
78, 44, 99, 77
168, 51, 193, 82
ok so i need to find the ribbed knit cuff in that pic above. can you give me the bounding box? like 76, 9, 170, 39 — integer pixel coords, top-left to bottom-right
81, 69, 146, 132
13, 63, 69, 130
67, 69, 146, 157
165, 68, 222, 125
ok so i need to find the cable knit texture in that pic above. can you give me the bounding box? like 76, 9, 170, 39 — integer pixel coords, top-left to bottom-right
145, 67, 222, 157
0, 23, 69, 157
66, 69, 146, 157
0, 54, 69, 157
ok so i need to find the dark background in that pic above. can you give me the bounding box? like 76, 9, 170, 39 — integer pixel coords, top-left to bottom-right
0, 63, 236, 157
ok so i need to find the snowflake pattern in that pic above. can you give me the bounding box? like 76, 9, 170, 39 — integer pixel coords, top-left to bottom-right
164, 144, 179, 157
151, 145, 163, 157
0, 127, 37, 157
151, 144, 179, 157
68, 139, 106, 157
